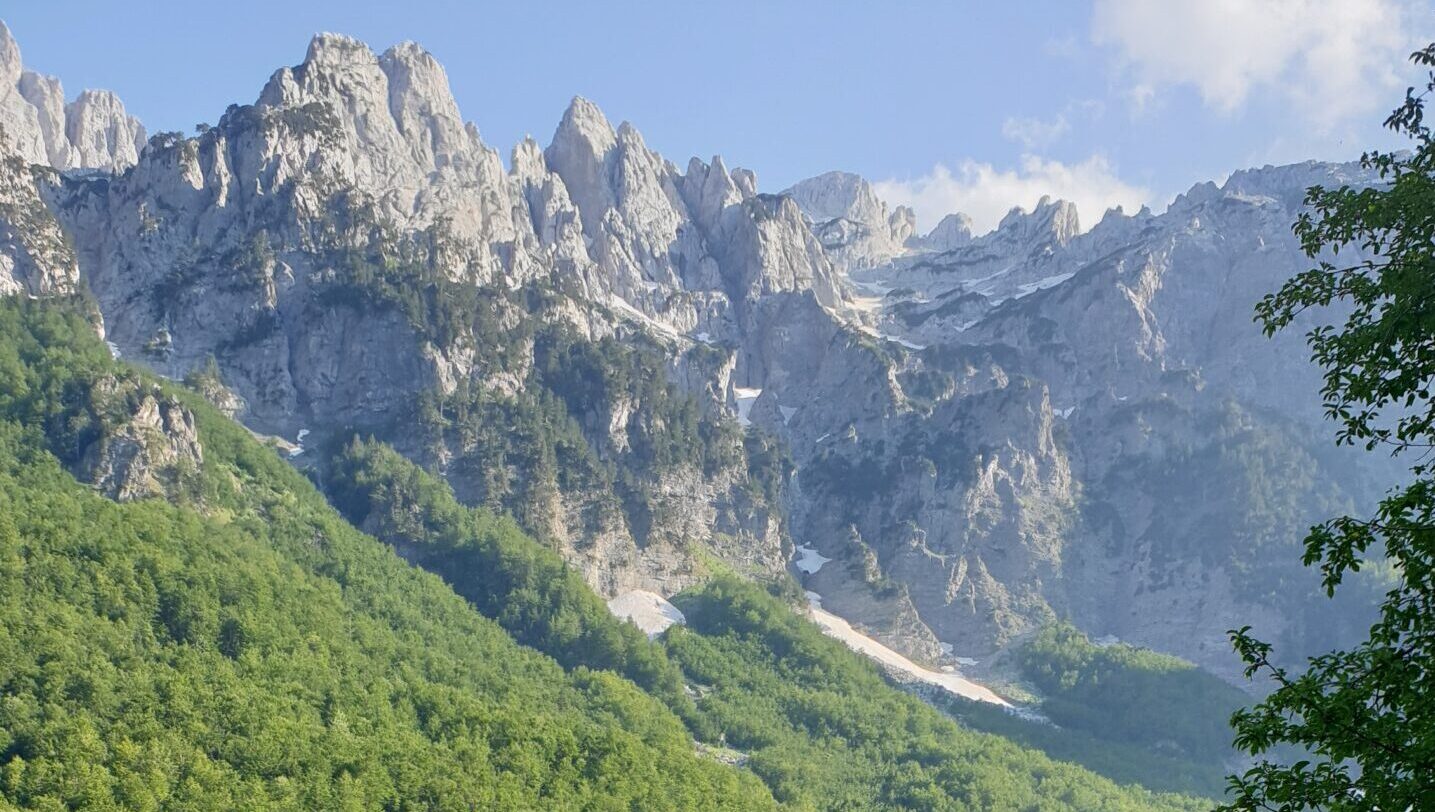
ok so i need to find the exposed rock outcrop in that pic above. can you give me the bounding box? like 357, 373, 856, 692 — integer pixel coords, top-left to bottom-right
74, 377, 204, 502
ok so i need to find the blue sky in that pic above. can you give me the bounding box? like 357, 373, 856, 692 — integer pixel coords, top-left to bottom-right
6, 0, 1429, 232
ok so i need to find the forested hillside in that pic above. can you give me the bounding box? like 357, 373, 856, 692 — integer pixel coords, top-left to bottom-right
665, 578, 1209, 811
0, 299, 778, 810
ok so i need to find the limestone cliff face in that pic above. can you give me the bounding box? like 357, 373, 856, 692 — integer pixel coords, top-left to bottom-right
0, 156, 78, 296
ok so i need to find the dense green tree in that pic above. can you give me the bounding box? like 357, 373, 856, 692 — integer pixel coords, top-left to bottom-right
1224, 43, 1435, 811
1017, 622, 1245, 764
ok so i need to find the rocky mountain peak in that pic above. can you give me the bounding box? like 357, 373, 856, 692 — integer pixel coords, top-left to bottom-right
0, 21, 19, 87
302, 31, 373, 68
889, 205, 917, 244
16, 71, 69, 168
681, 154, 743, 228
241, 27, 534, 258
64, 89, 144, 171
551, 96, 618, 160
1220, 160, 1369, 211
921, 212, 974, 251
783, 170, 916, 272
0, 22, 49, 167
996, 195, 1079, 245
783, 170, 887, 226
511, 135, 547, 180
731, 166, 757, 197
377, 40, 473, 167
545, 96, 622, 227
1167, 180, 1222, 214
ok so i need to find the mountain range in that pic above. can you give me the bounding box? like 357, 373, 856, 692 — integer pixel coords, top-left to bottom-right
0, 17, 1388, 752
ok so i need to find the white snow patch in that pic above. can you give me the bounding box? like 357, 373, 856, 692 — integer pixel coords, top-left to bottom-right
105, 341, 122, 359
793, 543, 831, 575
1056, 406, 1076, 419
694, 331, 713, 344
851, 279, 893, 296
966, 263, 1020, 295
288, 428, 312, 459
803, 593, 1011, 708
854, 321, 927, 351
608, 590, 686, 638
878, 332, 926, 350
814, 432, 831, 443
1015, 272, 1074, 297
734, 387, 762, 427
779, 405, 797, 425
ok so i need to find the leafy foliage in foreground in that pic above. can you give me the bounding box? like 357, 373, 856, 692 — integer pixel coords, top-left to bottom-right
1224, 44, 1435, 811
665, 577, 1208, 812
0, 299, 777, 811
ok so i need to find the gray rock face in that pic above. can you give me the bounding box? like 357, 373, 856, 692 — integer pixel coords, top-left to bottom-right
75, 377, 204, 502
0, 21, 145, 173
64, 90, 145, 171
17, 71, 70, 168
0, 156, 78, 296
783, 170, 915, 274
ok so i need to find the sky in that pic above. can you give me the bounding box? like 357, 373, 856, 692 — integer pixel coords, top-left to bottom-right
5, 0, 1431, 234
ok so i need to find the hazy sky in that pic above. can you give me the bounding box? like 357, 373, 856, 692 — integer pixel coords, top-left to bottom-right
6, 1, 1430, 232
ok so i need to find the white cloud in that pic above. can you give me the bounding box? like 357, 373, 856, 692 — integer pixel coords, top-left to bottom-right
1001, 114, 1071, 149
873, 155, 1149, 235
1092, 0, 1419, 128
